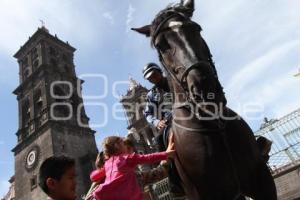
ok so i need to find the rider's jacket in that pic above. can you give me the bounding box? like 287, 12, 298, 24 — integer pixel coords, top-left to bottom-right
144, 77, 173, 127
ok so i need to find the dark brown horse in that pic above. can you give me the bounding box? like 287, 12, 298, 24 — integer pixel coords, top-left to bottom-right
132, 0, 277, 199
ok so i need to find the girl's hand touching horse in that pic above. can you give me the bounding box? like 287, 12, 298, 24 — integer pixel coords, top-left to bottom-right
166, 131, 175, 158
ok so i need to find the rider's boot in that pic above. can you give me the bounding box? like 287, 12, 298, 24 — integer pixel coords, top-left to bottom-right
153, 132, 165, 152
168, 160, 186, 199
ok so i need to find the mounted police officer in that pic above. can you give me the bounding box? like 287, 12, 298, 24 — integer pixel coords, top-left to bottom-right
143, 63, 185, 199
143, 63, 172, 136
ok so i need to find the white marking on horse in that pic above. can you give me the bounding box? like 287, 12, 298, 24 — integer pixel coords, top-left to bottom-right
168, 21, 197, 63
168, 21, 183, 29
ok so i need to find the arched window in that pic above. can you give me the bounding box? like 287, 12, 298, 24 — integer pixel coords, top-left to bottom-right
32, 47, 38, 60
34, 89, 43, 117
33, 60, 39, 71
24, 68, 30, 79
23, 57, 29, 66
22, 97, 31, 127
52, 86, 71, 119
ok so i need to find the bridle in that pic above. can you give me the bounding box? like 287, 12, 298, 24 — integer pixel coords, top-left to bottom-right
151, 12, 189, 94
151, 10, 226, 131
152, 11, 211, 100
151, 10, 209, 97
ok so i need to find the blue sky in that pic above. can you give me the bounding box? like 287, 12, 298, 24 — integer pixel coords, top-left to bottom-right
0, 0, 300, 196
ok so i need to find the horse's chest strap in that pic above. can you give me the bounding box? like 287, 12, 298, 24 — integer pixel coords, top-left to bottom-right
172, 119, 225, 135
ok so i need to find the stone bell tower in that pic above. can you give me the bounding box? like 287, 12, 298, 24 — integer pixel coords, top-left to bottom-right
120, 77, 158, 155
12, 26, 98, 200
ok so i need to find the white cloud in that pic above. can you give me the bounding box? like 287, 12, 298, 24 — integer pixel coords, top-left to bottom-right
265, 72, 300, 118
0, 0, 106, 57
225, 64, 300, 125
103, 12, 114, 25
126, 4, 136, 32
226, 40, 300, 99
0, 0, 111, 87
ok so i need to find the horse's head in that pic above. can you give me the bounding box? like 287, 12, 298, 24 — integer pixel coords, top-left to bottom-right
132, 0, 225, 106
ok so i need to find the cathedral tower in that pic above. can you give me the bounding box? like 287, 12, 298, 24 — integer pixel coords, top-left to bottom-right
12, 27, 98, 200
120, 77, 158, 156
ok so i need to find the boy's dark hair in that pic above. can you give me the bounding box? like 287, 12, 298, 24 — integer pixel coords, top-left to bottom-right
39, 155, 75, 194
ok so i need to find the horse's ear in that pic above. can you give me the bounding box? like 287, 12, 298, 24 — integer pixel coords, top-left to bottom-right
131, 25, 151, 37
182, 0, 194, 13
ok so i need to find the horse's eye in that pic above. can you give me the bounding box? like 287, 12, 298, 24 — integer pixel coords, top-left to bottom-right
156, 35, 171, 52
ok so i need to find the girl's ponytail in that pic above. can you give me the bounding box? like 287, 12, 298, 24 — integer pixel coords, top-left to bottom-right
95, 151, 105, 169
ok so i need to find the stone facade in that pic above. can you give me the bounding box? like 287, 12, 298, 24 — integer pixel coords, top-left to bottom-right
12, 27, 98, 200
273, 162, 300, 200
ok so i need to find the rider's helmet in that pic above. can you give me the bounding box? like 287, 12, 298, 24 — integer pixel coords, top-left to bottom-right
142, 63, 162, 79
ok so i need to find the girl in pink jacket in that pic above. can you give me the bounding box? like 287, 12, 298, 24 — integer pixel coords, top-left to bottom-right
91, 135, 175, 200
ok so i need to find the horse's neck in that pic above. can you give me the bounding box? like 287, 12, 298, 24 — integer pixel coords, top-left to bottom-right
169, 78, 187, 105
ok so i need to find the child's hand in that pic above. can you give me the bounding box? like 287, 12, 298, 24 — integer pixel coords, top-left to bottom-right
166, 131, 175, 158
